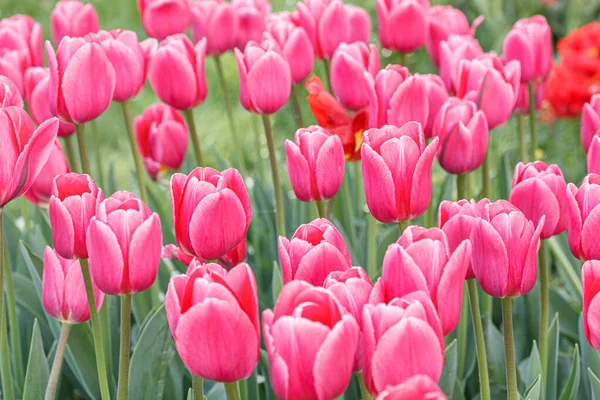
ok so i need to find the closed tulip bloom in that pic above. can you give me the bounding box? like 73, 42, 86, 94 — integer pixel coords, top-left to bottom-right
24, 140, 70, 207
166, 260, 260, 381
426, 6, 480, 67
376, 375, 447, 400
45, 38, 116, 124
583, 260, 600, 351
346, 5, 371, 44
361, 123, 439, 223
420, 74, 449, 138
439, 34, 483, 93
191, 0, 238, 55
137, 0, 191, 40
363, 291, 444, 396
148, 35, 207, 110
377, 0, 429, 53
279, 218, 352, 286
502, 15, 552, 83
171, 167, 252, 260
0, 75, 23, 108
432, 97, 489, 174
49, 173, 103, 260
42, 247, 104, 324
235, 40, 291, 114
331, 42, 380, 111
0, 15, 43, 68
588, 136, 600, 175
87, 191, 162, 295
582, 94, 600, 153
566, 174, 600, 261
263, 280, 360, 400
233, 0, 270, 50
134, 102, 188, 179
0, 49, 28, 96
285, 126, 345, 202
51, 0, 100, 44
515, 81, 544, 114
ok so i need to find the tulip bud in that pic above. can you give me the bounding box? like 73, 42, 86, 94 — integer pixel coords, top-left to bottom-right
0, 75, 23, 108
42, 247, 104, 324
51, 0, 100, 44
137, 0, 191, 40
376, 0, 429, 53
583, 260, 600, 351
582, 94, 600, 153
24, 140, 70, 207
0, 14, 43, 69
420, 73, 449, 137
426, 6, 477, 67
439, 34, 483, 93
191, 0, 238, 55
87, 191, 162, 295
376, 375, 447, 400
566, 174, 600, 261
166, 260, 260, 381
232, 0, 271, 50
279, 218, 352, 286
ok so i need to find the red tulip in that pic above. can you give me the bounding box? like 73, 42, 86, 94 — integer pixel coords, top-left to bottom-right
439, 34, 483, 93
51, 0, 100, 44
583, 260, 600, 351
137, 0, 191, 40
377, 0, 429, 53
376, 375, 447, 400
0, 74, 23, 108
191, 0, 238, 55
420, 73, 449, 138
566, 174, 600, 261
582, 94, 600, 153
232, 0, 271, 50
24, 140, 70, 206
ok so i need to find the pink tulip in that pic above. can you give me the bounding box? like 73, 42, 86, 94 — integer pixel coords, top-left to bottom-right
279, 218, 352, 285
0, 14, 43, 68
134, 102, 188, 179
285, 126, 345, 202
263, 280, 360, 399
42, 247, 104, 324
148, 35, 207, 110
137, 0, 191, 40
266, 12, 314, 85
583, 260, 600, 351
24, 140, 70, 206
166, 260, 260, 381
0, 75, 23, 108
45, 38, 116, 124
566, 174, 600, 261
87, 191, 162, 295
432, 97, 489, 174
420, 74, 449, 137
588, 135, 600, 175
455, 53, 521, 129
582, 94, 600, 153
190, 0, 238, 55
51, 0, 100, 44
515, 81, 544, 114
0, 48, 28, 96
361, 123, 439, 223
24, 68, 75, 136
49, 173, 103, 260
0, 107, 59, 207
171, 167, 252, 260
439, 34, 483, 93
235, 39, 291, 114
233, 0, 271, 50
502, 15, 552, 83
346, 5, 371, 44
363, 291, 444, 396
376, 375, 447, 400
330, 42, 380, 111
163, 239, 248, 270
377, 0, 430, 53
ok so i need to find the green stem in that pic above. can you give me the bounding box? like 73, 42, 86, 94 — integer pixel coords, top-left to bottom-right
528, 81, 537, 161
426, 202, 435, 227
357, 372, 372, 400
62, 135, 79, 173
539, 240, 549, 396
457, 174, 467, 200
467, 280, 491, 400
517, 114, 527, 162
239, 379, 248, 400
315, 200, 326, 219
99, 300, 113, 391
116, 294, 132, 400
261, 114, 286, 237
224, 381, 241, 400
367, 214, 377, 279
192, 375, 203, 400
342, 175, 358, 250
183, 108, 205, 166
45, 323, 72, 400
398, 220, 408, 235
80, 259, 111, 400
502, 297, 519, 400
121, 102, 148, 203
290, 84, 305, 129
481, 151, 490, 199
322, 59, 332, 92
4, 239, 22, 388
91, 120, 105, 187
457, 282, 469, 379
399, 52, 407, 66
0, 208, 14, 400
76, 124, 91, 175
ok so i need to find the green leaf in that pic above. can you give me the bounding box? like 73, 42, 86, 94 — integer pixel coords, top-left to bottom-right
580, 313, 600, 399
439, 339, 457, 398
546, 314, 560, 400
206, 383, 226, 400
22, 319, 49, 400
484, 319, 506, 386
588, 369, 600, 400
518, 341, 542, 391
559, 344, 580, 400
131, 287, 155, 324
524, 375, 542, 400
271, 261, 283, 304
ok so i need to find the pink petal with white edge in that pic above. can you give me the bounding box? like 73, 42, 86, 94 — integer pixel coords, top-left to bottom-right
285, 140, 312, 202
409, 137, 439, 219
87, 219, 125, 295
315, 135, 344, 200
436, 240, 471, 334
361, 144, 397, 223
470, 219, 509, 297
128, 214, 162, 293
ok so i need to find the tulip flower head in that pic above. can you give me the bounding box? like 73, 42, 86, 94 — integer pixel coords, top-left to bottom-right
377, 0, 430, 53
588, 135, 600, 175
439, 34, 483, 93
420, 73, 449, 138
0, 15, 43, 91
137, 0, 191, 40
566, 174, 600, 261
0, 74, 23, 108
51, 0, 100, 44
233, 0, 271, 50
582, 94, 600, 153
583, 260, 600, 351
24, 140, 70, 207
376, 375, 447, 400
191, 0, 238, 55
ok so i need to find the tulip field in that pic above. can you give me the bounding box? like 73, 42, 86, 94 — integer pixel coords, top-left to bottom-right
3, 0, 600, 399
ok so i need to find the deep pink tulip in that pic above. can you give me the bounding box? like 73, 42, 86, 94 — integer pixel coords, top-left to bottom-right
588, 135, 600, 175
346, 5, 371, 44
0, 75, 23, 108
566, 174, 600, 261
285, 126, 345, 202
455, 53, 521, 129
51, 0, 100, 44
582, 94, 600, 153
171, 167, 252, 260
0, 14, 43, 68
24, 140, 70, 207
0, 107, 59, 208
420, 74, 449, 138
233, 0, 271, 50
469, 200, 543, 297
235, 39, 291, 114
24, 67, 75, 136
502, 15, 552, 83
377, 0, 429, 53
49, 173, 103, 260
363, 291, 444, 396
42, 247, 104, 324
263, 280, 360, 399
45, 38, 116, 124
148, 35, 207, 110
0, 48, 28, 96
509, 162, 568, 239
583, 260, 600, 351
439, 34, 483, 93
376, 375, 447, 400
166, 260, 260, 381
266, 12, 314, 85
191, 0, 238, 55
134, 102, 188, 179
432, 97, 489, 174
331, 42, 380, 111
137, 0, 191, 40
87, 191, 162, 295
361, 123, 439, 223
279, 218, 352, 286
515, 81, 544, 114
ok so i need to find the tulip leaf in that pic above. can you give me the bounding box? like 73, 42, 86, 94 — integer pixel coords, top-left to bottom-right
546, 314, 560, 400
206, 383, 226, 400
518, 341, 542, 392
131, 286, 154, 324
22, 319, 49, 400
559, 344, 580, 400
271, 261, 283, 304
439, 339, 457, 398
524, 375, 542, 400
588, 369, 600, 400
484, 319, 506, 386
579, 314, 600, 399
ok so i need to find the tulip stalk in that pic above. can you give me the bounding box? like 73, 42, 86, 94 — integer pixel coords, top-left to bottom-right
357, 372, 372, 400
398, 219, 408, 235
224, 381, 241, 400
4, 234, 23, 387
192, 375, 203, 400
183, 109, 205, 166
91, 120, 105, 187
0, 208, 15, 400
117, 293, 132, 400
341, 176, 358, 250
290, 84, 305, 129
322, 59, 332, 91
481, 152, 490, 199
367, 214, 377, 279
539, 239, 549, 395
62, 135, 79, 173
45, 323, 72, 400
501, 297, 519, 400
261, 114, 286, 236
467, 280, 491, 400
76, 124, 92, 175
315, 200, 326, 219
528, 82, 537, 160
517, 114, 527, 162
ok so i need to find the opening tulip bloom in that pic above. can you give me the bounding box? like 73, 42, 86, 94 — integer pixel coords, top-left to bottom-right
137, 0, 191, 40
279, 218, 352, 286
190, 0, 238, 55
49, 173, 103, 260
50, 0, 100, 44
376, 375, 447, 400
361, 123, 439, 223
0, 74, 23, 108
376, 0, 429, 53
509, 161, 568, 239
566, 174, 600, 261
420, 74, 449, 138
86, 191, 162, 295
439, 34, 483, 93
285, 126, 345, 202
148, 35, 207, 110
583, 260, 600, 351
582, 94, 600, 153
233, 0, 271, 51
171, 167, 252, 261
134, 102, 189, 179
42, 247, 104, 324
24, 140, 69, 207
166, 260, 260, 381
263, 280, 360, 400
432, 97, 489, 175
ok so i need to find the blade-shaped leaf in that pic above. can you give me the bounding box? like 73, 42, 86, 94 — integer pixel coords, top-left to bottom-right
439, 339, 457, 398
559, 344, 580, 400
22, 319, 49, 400
524, 375, 542, 400
547, 314, 560, 400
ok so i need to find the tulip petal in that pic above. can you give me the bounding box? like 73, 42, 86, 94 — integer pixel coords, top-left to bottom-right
49, 197, 75, 259
247, 52, 291, 114
315, 135, 344, 200
509, 178, 559, 239
382, 244, 429, 300
436, 240, 471, 334
470, 219, 509, 297
226, 263, 260, 338
87, 219, 124, 295
295, 243, 350, 286
149, 46, 198, 110
583, 206, 600, 261
361, 144, 397, 223
128, 214, 162, 293
42, 247, 65, 320
566, 183, 584, 260
410, 137, 439, 219
285, 140, 312, 202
